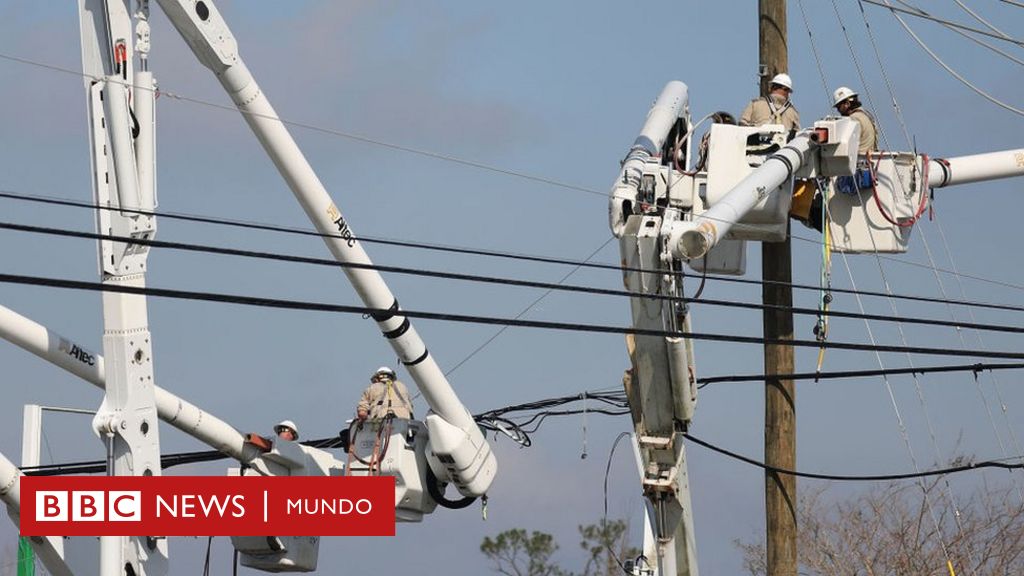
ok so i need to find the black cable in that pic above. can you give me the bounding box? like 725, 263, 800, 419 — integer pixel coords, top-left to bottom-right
3, 189, 1024, 315
602, 432, 633, 576
683, 432, 1024, 481
202, 536, 213, 576
7, 219, 1024, 338
20, 368, 1024, 480
4, 272, 1024, 361
424, 463, 476, 510
696, 361, 1024, 388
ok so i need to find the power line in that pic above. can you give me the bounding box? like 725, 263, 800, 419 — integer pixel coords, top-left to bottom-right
859, 0, 1024, 47
4, 46, 1024, 291
20, 368, 1024, 477
4, 189, 1024, 315
683, 432, 1024, 482
0, 51, 604, 199
951, 0, 1013, 41
3, 271, 1024, 360
6, 220, 1024, 338
697, 361, 1024, 387
875, 0, 1024, 117
443, 237, 615, 378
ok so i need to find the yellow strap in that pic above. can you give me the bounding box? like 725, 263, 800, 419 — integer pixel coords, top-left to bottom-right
816, 208, 832, 373
946, 560, 956, 576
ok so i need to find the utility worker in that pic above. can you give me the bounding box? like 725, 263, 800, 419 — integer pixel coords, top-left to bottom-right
357, 366, 414, 421
740, 73, 800, 133
833, 86, 878, 154
274, 420, 299, 441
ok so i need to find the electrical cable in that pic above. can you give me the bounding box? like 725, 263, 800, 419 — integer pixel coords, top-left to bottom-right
859, 0, 1024, 47
5, 188, 1024, 312
442, 237, 615, 378
424, 464, 476, 510
20, 365, 1024, 478
696, 361, 1024, 388
796, 0, 835, 106
202, 536, 213, 576
4, 271, 1024, 360
933, 220, 1024, 506
602, 432, 632, 576
683, 432, 1024, 481
848, 9, 1014, 562
877, 0, 1024, 117
904, 0, 1024, 68
7, 220, 1024, 337
0, 51, 604, 199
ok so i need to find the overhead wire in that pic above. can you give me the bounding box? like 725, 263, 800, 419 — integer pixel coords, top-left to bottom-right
876, 0, 1024, 117
861, 0, 1024, 510
443, 237, 615, 378
19, 391, 1024, 484
5, 220, 1024, 338
696, 361, 1024, 388
951, 0, 1013, 40
4, 43, 1024, 291
933, 219, 1024, 505
828, 5, 958, 569
0, 51, 604, 199
5, 271, 1024, 360
796, 0, 835, 104
4, 189, 1024, 314
914, 0, 1024, 67
859, 0, 1024, 47
682, 432, 1024, 482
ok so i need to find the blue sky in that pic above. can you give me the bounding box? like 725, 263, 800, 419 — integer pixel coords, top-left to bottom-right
2, 1, 1023, 574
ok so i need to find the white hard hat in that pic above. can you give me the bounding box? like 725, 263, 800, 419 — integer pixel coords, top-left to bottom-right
374, 366, 396, 378
770, 73, 793, 91
274, 420, 299, 439
833, 86, 857, 107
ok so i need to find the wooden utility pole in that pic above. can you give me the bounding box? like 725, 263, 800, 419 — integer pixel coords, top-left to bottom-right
759, 1, 797, 575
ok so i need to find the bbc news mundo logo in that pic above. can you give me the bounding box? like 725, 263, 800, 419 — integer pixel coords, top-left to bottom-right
20, 476, 394, 536
36, 490, 141, 522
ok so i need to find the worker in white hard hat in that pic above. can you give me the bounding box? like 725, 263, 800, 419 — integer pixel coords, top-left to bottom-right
833, 86, 878, 154
740, 72, 800, 133
274, 420, 299, 441
356, 366, 414, 421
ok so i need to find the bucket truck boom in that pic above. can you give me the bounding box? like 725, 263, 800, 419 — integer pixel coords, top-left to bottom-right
77, 0, 167, 572
610, 80, 1023, 576
2, 2, 497, 572
153, 0, 496, 500
609, 83, 860, 576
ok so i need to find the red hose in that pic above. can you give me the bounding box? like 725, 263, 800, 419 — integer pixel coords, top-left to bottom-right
869, 151, 929, 228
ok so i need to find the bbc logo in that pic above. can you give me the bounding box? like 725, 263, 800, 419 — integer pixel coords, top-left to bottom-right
36, 491, 141, 522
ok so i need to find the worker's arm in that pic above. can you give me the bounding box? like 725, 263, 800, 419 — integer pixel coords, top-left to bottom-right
739, 100, 756, 126
357, 386, 372, 420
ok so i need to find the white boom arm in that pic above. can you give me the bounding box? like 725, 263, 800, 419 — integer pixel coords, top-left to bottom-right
929, 149, 1024, 188
0, 303, 289, 466
0, 451, 18, 511
609, 81, 689, 237
666, 115, 864, 261
153, 0, 495, 497
78, 1, 167, 572
613, 81, 700, 576
668, 135, 816, 260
